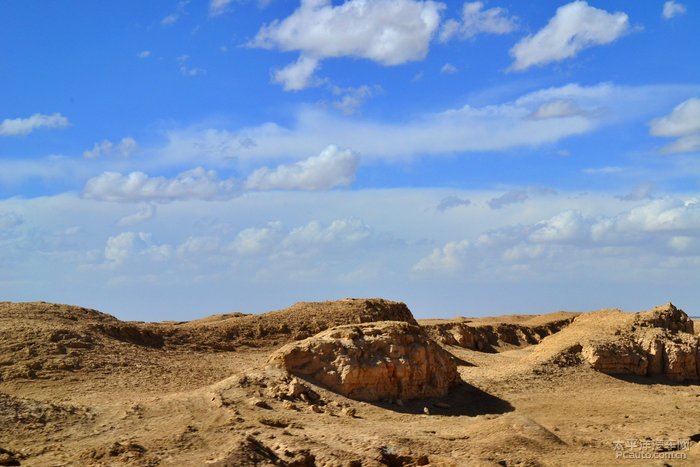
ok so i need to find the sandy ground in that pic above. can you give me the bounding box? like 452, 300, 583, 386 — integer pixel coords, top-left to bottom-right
1, 301, 698, 466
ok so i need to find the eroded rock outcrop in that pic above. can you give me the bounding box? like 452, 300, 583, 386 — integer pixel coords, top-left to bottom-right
269, 321, 459, 401
529, 303, 700, 381
424, 315, 578, 352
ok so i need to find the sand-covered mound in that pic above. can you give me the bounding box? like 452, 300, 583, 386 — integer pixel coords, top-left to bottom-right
269, 321, 459, 402
175, 298, 417, 347
526, 303, 700, 381
0, 299, 417, 382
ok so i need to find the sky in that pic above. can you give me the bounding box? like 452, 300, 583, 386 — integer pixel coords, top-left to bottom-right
1, 0, 699, 321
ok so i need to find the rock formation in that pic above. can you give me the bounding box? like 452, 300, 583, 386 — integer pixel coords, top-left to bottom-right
269, 321, 459, 402
423, 314, 578, 352
529, 303, 700, 381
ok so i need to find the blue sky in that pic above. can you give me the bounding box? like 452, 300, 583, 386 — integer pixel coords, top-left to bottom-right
1, 0, 699, 320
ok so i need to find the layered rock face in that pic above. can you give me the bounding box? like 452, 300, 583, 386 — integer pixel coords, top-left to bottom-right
269, 321, 459, 402
425, 317, 577, 352
581, 303, 699, 381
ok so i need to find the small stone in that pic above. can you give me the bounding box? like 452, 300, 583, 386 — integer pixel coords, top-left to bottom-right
309, 404, 323, 413
423, 407, 431, 415
341, 407, 356, 417
282, 401, 297, 411
249, 398, 271, 410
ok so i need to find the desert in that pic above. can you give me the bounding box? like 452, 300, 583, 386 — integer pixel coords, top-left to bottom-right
1, 299, 698, 466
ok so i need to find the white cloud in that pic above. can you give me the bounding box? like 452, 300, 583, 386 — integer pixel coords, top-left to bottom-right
245, 145, 359, 191
228, 222, 282, 256
177, 55, 204, 77
662, 1, 686, 19
252, 0, 443, 90
177, 236, 221, 257
529, 99, 590, 119
82, 167, 238, 203
330, 84, 381, 115
138, 50, 152, 59
210, 0, 233, 16
4, 190, 700, 319
440, 63, 458, 74
415, 196, 700, 274
105, 232, 137, 264
649, 97, 700, 154
0, 113, 69, 136
161, 14, 178, 25
282, 218, 372, 253
582, 166, 623, 175
161, 83, 695, 167
104, 231, 171, 265
154, 83, 696, 169
510, 1, 630, 71
412, 240, 470, 272
116, 204, 157, 227
439, 1, 517, 42
83, 137, 138, 159
650, 98, 700, 137
529, 210, 588, 243
272, 55, 320, 91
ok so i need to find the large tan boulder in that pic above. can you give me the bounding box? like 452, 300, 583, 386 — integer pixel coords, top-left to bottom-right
269, 321, 459, 402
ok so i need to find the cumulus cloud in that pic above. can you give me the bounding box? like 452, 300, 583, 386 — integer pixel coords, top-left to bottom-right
229, 222, 283, 256
105, 232, 137, 264
510, 1, 630, 71
414, 196, 700, 273
83, 137, 137, 159
649, 97, 700, 154
662, 1, 686, 19
251, 0, 443, 90
0, 113, 69, 136
272, 55, 321, 91
138, 50, 152, 59
104, 231, 171, 265
282, 218, 372, 256
412, 240, 470, 272
82, 167, 238, 202
439, 1, 517, 42
176, 236, 221, 257
245, 145, 359, 191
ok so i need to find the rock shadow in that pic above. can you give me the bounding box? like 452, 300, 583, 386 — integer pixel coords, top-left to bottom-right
364, 380, 514, 417
606, 373, 699, 386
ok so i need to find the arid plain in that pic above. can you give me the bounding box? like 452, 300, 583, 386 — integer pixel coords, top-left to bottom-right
1, 299, 699, 466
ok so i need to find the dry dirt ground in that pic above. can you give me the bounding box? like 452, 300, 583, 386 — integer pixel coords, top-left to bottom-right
1, 299, 698, 466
